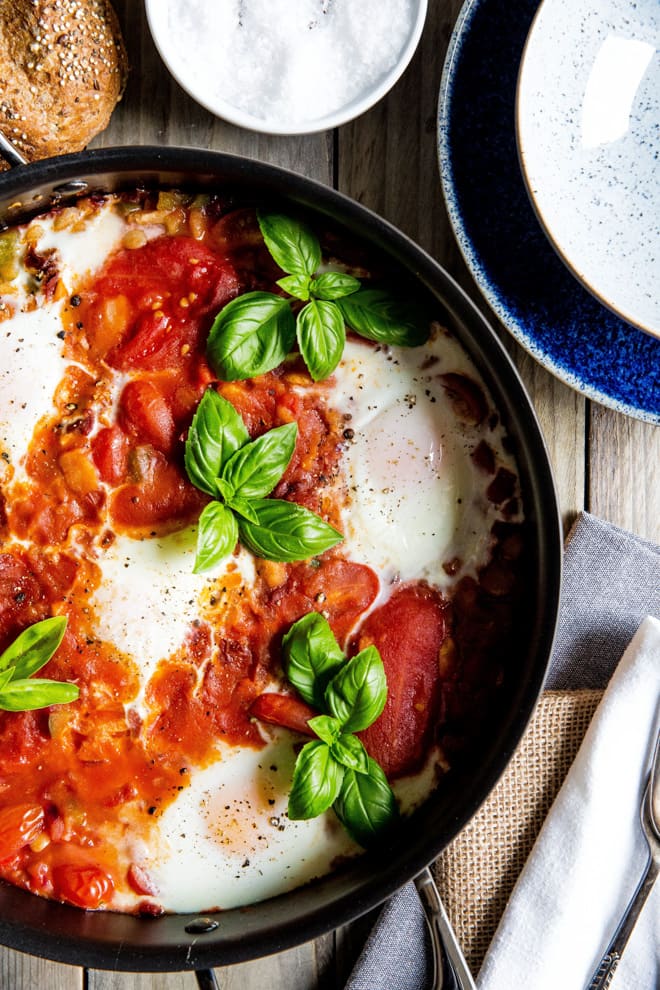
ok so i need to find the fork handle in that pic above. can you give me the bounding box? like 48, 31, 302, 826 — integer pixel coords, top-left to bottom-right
415, 868, 477, 990
586, 855, 659, 990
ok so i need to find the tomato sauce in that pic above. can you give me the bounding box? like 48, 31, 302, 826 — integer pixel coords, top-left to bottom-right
0, 193, 527, 912
0, 200, 387, 911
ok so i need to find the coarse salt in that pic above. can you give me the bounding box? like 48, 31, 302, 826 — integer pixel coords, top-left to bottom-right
156, 0, 417, 126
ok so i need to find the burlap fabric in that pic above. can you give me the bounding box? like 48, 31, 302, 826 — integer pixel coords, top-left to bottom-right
432, 688, 603, 974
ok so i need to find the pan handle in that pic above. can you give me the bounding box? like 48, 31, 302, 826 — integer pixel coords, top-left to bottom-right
196, 969, 221, 990
415, 868, 477, 990
0, 131, 28, 168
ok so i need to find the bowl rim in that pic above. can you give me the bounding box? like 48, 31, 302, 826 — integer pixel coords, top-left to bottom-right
436, 0, 660, 426
514, 0, 660, 341
144, 0, 429, 135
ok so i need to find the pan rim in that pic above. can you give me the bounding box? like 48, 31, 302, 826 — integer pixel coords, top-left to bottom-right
0, 146, 562, 972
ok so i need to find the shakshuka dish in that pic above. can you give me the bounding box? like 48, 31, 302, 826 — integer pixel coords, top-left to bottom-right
0, 189, 525, 914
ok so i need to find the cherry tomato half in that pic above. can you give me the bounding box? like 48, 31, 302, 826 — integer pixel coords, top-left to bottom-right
52, 863, 115, 910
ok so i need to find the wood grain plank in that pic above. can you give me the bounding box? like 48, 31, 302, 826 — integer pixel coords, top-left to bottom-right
218, 937, 333, 990
589, 405, 660, 542
338, 0, 464, 262
87, 936, 334, 990
0, 947, 82, 990
87, 973, 196, 990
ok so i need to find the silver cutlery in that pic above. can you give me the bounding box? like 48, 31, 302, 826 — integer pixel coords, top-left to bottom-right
586, 726, 660, 990
416, 868, 477, 990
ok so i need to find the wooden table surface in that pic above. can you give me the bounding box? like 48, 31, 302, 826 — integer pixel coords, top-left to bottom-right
2, 1, 658, 987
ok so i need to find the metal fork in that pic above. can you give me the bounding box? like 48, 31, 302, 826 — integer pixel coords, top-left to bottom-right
586, 726, 660, 990
416, 868, 477, 990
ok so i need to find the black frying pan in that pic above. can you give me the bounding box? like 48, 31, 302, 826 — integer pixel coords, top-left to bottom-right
0, 145, 561, 980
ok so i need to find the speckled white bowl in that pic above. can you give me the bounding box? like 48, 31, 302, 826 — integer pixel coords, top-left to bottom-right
516, 0, 660, 339
146, 0, 427, 136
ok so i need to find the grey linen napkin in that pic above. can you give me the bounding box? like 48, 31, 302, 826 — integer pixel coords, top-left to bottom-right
344, 512, 660, 989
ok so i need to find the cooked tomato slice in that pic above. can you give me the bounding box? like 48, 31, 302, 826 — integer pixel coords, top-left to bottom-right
101, 236, 239, 311
110, 457, 207, 533
0, 553, 46, 642
52, 864, 115, 909
118, 379, 177, 454
0, 804, 45, 862
91, 425, 130, 485
250, 693, 317, 736
99, 237, 240, 373
301, 560, 380, 645
353, 583, 448, 779
269, 560, 380, 647
109, 310, 181, 372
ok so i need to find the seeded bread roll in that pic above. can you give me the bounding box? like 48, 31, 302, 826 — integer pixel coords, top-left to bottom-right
0, 0, 128, 168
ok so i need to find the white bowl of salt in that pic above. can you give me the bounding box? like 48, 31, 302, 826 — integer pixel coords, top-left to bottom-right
146, 0, 428, 135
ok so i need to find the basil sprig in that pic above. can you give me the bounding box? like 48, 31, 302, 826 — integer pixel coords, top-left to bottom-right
0, 616, 79, 712
185, 389, 343, 572
282, 612, 398, 847
206, 212, 429, 383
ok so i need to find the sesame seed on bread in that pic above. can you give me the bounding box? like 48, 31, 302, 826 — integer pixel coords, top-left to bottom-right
0, 0, 128, 168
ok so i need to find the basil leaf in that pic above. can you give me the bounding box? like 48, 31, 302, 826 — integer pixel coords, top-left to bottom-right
0, 615, 67, 680
207, 291, 295, 381
185, 390, 249, 497
337, 288, 430, 347
238, 499, 343, 563
215, 476, 235, 503
0, 678, 79, 712
296, 300, 346, 381
257, 212, 321, 277
325, 645, 386, 733
0, 667, 15, 692
282, 611, 345, 708
331, 733, 370, 774
193, 501, 238, 574
221, 422, 297, 500
310, 273, 360, 301
225, 495, 260, 524
308, 714, 342, 746
333, 758, 398, 847
277, 274, 311, 301
288, 740, 344, 820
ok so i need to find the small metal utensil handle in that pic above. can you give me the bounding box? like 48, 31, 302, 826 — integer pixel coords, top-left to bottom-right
585, 853, 660, 990
196, 969, 220, 990
0, 131, 28, 168
415, 868, 477, 990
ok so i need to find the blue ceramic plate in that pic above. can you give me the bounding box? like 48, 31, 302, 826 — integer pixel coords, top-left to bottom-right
438, 0, 660, 423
